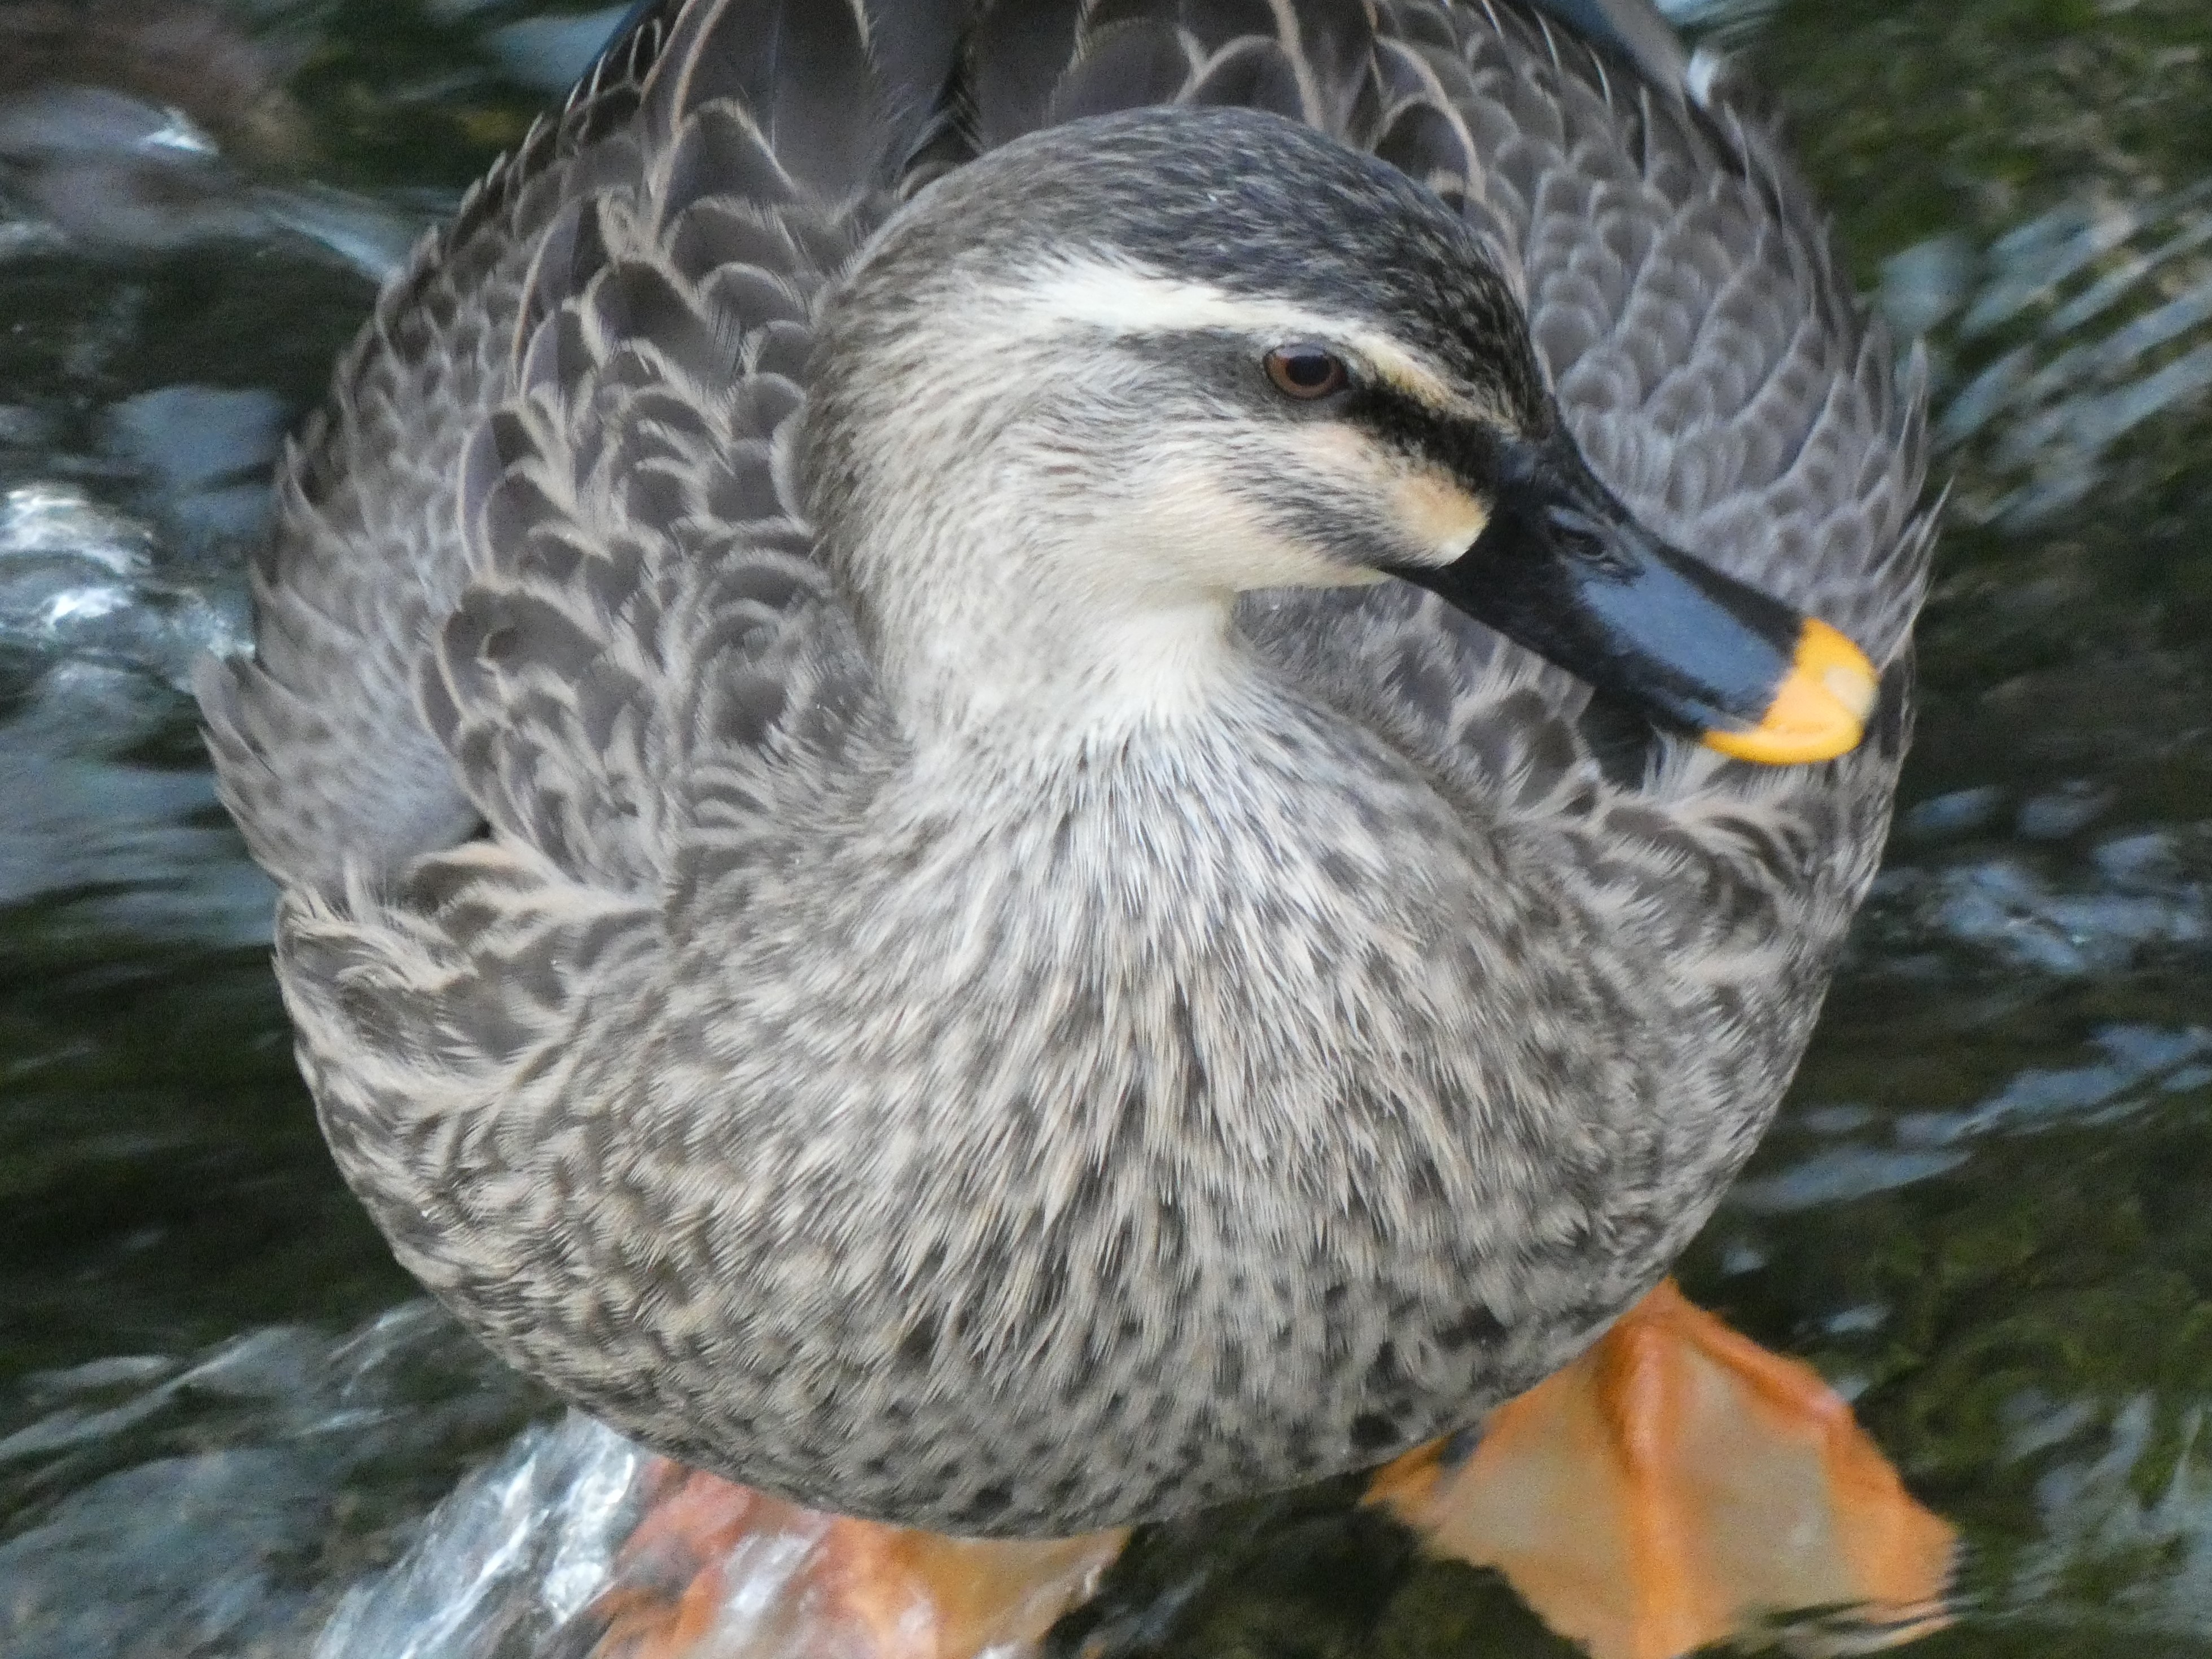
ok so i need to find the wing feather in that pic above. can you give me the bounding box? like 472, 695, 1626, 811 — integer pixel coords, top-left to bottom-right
421, 80, 879, 894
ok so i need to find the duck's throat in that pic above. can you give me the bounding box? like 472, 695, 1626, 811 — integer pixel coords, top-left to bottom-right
853, 538, 1252, 752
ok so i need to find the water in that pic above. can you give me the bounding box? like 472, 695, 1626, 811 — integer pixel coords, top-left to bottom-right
0, 1, 2207, 1654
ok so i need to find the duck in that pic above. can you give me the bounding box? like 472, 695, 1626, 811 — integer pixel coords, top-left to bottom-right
199, 1, 1949, 1654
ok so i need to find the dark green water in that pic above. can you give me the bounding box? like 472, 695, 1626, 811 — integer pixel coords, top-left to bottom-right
0, 2, 2207, 1654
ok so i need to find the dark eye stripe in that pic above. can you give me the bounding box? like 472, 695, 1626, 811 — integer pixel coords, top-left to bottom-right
1264, 345, 1349, 401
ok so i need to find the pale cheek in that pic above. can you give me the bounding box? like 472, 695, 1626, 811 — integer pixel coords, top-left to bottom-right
1283, 428, 1491, 567
1109, 427, 1490, 592
1391, 468, 1491, 564
1099, 427, 1355, 591
1141, 462, 1359, 590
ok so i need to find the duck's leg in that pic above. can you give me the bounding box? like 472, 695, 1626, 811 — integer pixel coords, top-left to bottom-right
1365, 1280, 1954, 1659
572, 1460, 1127, 1659
563, 1283, 1947, 1659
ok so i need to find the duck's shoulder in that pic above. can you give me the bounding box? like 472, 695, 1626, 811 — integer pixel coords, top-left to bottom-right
1243, 580, 1915, 953
573, 0, 1723, 205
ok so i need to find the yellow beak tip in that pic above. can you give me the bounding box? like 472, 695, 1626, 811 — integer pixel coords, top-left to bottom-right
1699, 619, 1879, 767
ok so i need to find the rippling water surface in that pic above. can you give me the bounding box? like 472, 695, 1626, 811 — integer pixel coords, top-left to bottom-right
0, 2, 2207, 1655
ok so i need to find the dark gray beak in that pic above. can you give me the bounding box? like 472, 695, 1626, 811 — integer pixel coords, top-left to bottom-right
1384, 431, 1877, 766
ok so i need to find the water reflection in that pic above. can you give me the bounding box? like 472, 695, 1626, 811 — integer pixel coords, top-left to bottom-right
0, 3, 421, 272
0, 1, 2206, 1656
0, 1302, 545, 1659
315, 1412, 647, 1659
1909, 179, 2212, 530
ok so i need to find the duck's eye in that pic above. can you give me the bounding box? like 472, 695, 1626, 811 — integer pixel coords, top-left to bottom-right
1263, 345, 1349, 401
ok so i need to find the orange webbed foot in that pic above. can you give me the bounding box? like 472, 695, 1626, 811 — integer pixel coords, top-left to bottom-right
1366, 1280, 1954, 1659
571, 1460, 1127, 1659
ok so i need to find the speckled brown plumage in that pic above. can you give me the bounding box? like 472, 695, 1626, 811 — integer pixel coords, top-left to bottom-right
198, 0, 1934, 1536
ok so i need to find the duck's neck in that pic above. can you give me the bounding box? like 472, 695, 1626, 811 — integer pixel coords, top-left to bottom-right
835, 485, 1260, 759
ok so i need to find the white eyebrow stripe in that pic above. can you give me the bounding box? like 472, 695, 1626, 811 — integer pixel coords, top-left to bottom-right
986, 254, 1488, 419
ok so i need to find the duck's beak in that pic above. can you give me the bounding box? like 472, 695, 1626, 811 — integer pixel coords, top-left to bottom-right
1386, 431, 1878, 766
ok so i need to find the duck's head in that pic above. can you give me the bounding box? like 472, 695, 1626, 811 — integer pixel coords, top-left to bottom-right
804, 106, 1874, 764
